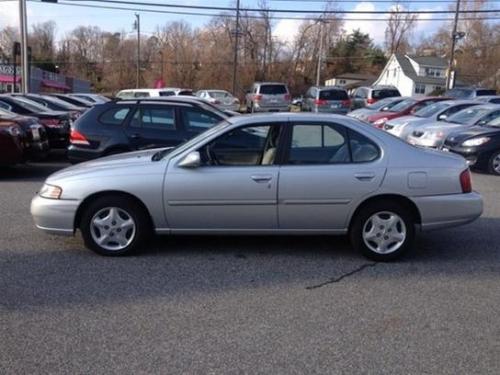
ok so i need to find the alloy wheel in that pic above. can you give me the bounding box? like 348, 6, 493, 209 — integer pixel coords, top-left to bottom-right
90, 207, 136, 251
362, 211, 407, 254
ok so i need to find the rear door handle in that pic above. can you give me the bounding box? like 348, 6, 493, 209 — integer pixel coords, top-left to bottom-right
251, 175, 273, 183
354, 172, 376, 181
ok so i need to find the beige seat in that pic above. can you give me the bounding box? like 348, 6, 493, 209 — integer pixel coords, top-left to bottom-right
261, 147, 276, 165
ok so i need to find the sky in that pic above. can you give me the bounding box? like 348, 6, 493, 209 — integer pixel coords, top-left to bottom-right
0, 0, 479, 48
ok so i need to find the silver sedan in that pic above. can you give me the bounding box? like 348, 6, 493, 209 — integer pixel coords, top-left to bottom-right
31, 113, 483, 261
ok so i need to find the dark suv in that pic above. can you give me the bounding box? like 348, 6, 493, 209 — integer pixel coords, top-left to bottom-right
351, 86, 401, 109
67, 97, 229, 163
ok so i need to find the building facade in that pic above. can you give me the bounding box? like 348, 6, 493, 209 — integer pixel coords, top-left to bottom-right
0, 64, 91, 93
374, 54, 450, 97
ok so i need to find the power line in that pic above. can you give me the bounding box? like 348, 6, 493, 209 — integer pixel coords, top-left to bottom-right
30, 0, 500, 22
57, 0, 500, 14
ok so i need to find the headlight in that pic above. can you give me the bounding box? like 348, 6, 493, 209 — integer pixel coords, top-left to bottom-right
39, 183, 63, 199
462, 137, 490, 147
424, 131, 445, 140
373, 117, 388, 126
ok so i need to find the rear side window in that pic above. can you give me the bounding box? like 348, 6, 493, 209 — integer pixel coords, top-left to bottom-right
372, 89, 400, 99
130, 107, 175, 129
178, 90, 193, 96
319, 90, 348, 100
348, 129, 380, 163
99, 107, 130, 125
477, 90, 496, 96
159, 91, 175, 96
259, 85, 287, 95
134, 92, 150, 98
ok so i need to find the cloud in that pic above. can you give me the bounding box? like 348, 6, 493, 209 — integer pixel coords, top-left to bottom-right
343, 2, 386, 45
0, 2, 20, 28
274, 18, 302, 46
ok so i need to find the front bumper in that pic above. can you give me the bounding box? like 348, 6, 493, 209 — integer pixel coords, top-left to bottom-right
412, 192, 483, 231
30, 194, 80, 235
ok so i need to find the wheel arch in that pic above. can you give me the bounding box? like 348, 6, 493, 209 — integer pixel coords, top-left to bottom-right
74, 190, 154, 231
348, 194, 422, 231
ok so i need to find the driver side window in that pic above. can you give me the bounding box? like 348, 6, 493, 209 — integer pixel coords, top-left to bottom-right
199, 125, 282, 166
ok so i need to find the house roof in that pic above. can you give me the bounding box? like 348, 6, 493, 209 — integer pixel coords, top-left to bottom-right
394, 54, 447, 86
329, 73, 376, 81
344, 77, 377, 90
407, 55, 448, 68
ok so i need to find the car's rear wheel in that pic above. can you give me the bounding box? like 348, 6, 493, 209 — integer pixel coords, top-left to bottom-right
350, 200, 415, 261
488, 151, 500, 175
80, 196, 151, 256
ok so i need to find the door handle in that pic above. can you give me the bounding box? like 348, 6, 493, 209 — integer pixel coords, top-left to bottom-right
354, 172, 376, 181
129, 133, 141, 139
251, 175, 273, 183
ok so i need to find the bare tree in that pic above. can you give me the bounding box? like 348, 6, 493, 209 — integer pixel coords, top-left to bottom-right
384, 2, 417, 55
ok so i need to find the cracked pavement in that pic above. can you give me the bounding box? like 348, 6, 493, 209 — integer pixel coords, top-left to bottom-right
1, 160, 500, 374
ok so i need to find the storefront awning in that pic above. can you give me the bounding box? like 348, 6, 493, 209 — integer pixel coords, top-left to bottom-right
42, 79, 71, 91
0, 74, 21, 84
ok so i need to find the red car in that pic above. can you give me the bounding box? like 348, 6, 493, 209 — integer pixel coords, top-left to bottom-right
367, 97, 450, 128
0, 121, 24, 167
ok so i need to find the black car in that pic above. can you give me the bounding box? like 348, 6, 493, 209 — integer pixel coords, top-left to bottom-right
0, 95, 71, 149
0, 107, 49, 159
443, 119, 500, 175
67, 97, 229, 163
49, 94, 94, 108
14, 94, 86, 121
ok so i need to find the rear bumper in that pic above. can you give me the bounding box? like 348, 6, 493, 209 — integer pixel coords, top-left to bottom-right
30, 195, 80, 235
253, 104, 289, 112
67, 145, 104, 163
412, 192, 483, 231
46, 127, 70, 149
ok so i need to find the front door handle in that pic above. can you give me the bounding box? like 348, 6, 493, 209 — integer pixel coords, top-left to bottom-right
129, 133, 141, 139
251, 175, 273, 183
354, 172, 376, 181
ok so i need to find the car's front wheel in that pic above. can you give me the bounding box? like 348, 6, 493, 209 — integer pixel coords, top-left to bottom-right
80, 196, 151, 256
350, 200, 415, 261
488, 150, 500, 175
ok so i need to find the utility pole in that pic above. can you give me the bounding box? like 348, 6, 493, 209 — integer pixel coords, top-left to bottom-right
232, 0, 240, 96
315, 20, 324, 87
134, 13, 140, 88
19, 0, 29, 93
446, 0, 461, 90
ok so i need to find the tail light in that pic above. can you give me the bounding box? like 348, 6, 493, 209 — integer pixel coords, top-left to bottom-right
70, 129, 90, 146
254, 94, 262, 102
341, 99, 351, 107
460, 169, 472, 193
314, 99, 327, 106
40, 118, 62, 128
367, 98, 376, 104
284, 94, 291, 101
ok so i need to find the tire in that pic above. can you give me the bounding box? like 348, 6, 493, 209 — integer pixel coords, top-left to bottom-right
80, 195, 152, 256
350, 200, 415, 261
488, 150, 500, 176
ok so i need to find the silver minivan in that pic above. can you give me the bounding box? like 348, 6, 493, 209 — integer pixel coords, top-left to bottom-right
302, 86, 350, 114
245, 82, 291, 113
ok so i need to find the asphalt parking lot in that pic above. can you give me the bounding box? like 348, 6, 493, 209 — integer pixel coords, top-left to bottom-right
1, 158, 500, 374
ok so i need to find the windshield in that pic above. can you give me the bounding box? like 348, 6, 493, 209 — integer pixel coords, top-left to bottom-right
13, 97, 49, 112
414, 102, 450, 118
484, 114, 500, 127
208, 91, 232, 99
388, 98, 417, 112
259, 85, 287, 95
43, 96, 81, 110
153, 120, 231, 161
447, 107, 490, 124
319, 89, 348, 100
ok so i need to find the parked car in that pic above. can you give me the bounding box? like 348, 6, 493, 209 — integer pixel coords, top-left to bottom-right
474, 95, 500, 104
0, 121, 24, 166
368, 96, 449, 128
291, 96, 303, 107
445, 87, 496, 99
443, 116, 500, 175
32, 113, 482, 261
68, 93, 110, 104
245, 82, 291, 113
67, 97, 229, 163
48, 94, 93, 108
115, 88, 192, 99
350, 85, 401, 110
0, 107, 49, 160
407, 104, 500, 149
348, 96, 407, 122
0, 95, 71, 149
195, 90, 240, 112
12, 93, 86, 121
302, 86, 350, 114
384, 100, 479, 139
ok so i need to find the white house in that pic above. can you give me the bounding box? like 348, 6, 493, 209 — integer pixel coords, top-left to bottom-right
374, 54, 448, 96
325, 73, 375, 88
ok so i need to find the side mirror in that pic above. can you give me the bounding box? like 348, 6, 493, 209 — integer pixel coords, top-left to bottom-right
178, 151, 201, 168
